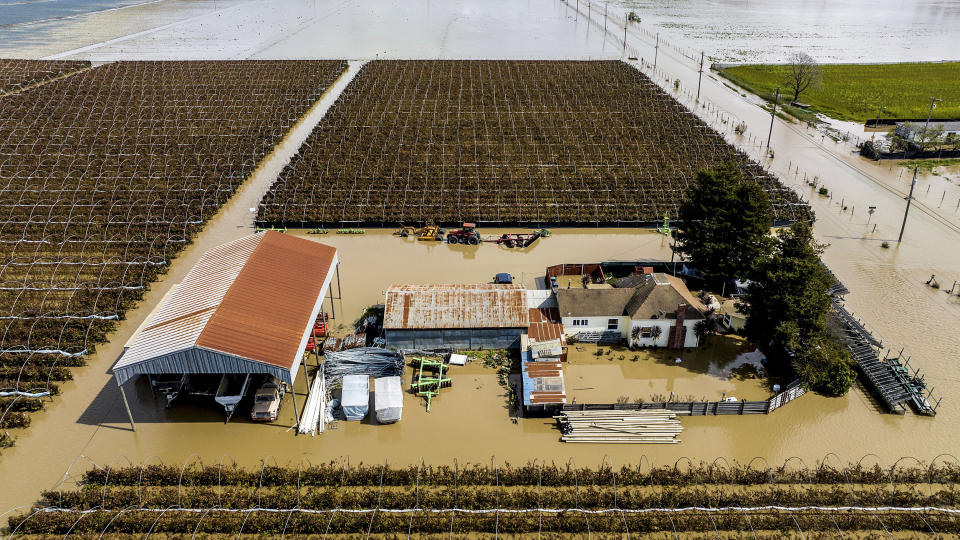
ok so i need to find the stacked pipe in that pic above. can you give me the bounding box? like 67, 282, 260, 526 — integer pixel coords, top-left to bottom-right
555, 410, 682, 444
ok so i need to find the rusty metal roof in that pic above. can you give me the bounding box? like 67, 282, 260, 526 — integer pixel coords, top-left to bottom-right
383, 284, 529, 329
528, 307, 563, 342
116, 231, 337, 377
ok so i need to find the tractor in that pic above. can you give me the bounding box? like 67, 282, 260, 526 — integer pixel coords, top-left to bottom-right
446, 223, 481, 245
394, 224, 445, 241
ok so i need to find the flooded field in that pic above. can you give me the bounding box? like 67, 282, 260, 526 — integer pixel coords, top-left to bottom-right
0, 0, 959, 525
612, 0, 960, 63
0, 0, 621, 60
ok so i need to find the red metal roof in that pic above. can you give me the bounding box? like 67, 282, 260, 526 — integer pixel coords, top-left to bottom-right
118, 231, 337, 376
196, 231, 337, 370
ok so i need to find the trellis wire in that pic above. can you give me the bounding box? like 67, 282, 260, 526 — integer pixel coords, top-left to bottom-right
0, 60, 349, 446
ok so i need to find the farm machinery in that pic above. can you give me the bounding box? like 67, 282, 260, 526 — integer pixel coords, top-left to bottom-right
485, 231, 542, 248
394, 224, 445, 241
392, 222, 549, 249
445, 222, 481, 245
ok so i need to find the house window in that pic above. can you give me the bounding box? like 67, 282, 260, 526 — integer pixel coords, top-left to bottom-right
571, 319, 589, 327
607, 318, 619, 330
637, 326, 657, 338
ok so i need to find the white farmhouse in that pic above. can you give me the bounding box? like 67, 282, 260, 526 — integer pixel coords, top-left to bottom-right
556, 273, 706, 349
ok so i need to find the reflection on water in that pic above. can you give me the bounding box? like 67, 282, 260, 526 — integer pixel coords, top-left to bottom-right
0, 0, 622, 60
613, 0, 960, 63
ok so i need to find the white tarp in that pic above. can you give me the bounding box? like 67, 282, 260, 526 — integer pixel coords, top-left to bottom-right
341, 375, 369, 421
374, 376, 403, 424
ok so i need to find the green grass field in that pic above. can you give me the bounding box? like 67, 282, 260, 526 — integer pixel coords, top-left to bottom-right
716, 62, 960, 123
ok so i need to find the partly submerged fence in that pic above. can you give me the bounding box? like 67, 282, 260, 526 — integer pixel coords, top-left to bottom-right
563, 380, 804, 416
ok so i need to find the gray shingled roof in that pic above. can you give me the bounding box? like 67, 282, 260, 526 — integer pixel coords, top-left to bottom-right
556, 273, 705, 320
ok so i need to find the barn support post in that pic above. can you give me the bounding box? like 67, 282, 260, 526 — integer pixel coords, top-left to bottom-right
328, 285, 337, 320
117, 377, 136, 432
335, 262, 342, 300
290, 375, 301, 430
301, 355, 312, 390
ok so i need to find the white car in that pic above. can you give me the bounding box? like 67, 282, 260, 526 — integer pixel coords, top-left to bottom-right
250, 377, 285, 421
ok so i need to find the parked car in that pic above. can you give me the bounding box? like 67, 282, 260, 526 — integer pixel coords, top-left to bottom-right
250, 376, 285, 421
494, 273, 513, 284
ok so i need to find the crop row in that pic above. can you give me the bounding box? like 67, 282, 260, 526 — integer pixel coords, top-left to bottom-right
41, 483, 960, 511
0, 60, 348, 442
9, 507, 956, 536
81, 461, 960, 488
0, 59, 90, 95
257, 60, 807, 227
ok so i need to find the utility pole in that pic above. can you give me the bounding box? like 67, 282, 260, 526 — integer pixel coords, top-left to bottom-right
696, 51, 704, 101
921, 96, 941, 150
623, 22, 627, 53
898, 167, 918, 243
872, 105, 886, 140
766, 86, 780, 148
604, 3, 607, 32
653, 33, 659, 70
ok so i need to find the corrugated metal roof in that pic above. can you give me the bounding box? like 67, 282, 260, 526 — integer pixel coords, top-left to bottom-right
115, 231, 337, 380
521, 351, 566, 406
383, 284, 529, 329
197, 232, 337, 370
528, 308, 563, 342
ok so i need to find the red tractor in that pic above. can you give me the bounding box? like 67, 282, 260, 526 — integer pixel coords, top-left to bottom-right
446, 223, 481, 245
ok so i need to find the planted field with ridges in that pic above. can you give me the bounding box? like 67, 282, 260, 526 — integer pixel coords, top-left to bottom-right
257, 60, 806, 227
8, 461, 960, 537
0, 59, 90, 95
0, 60, 348, 447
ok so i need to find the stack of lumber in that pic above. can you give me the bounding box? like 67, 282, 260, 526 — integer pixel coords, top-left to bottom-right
556, 410, 682, 444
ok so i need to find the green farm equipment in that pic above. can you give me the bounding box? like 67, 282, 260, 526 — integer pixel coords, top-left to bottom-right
657, 213, 671, 236
409, 357, 451, 412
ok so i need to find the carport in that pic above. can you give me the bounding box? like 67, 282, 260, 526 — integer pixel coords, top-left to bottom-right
112, 231, 340, 429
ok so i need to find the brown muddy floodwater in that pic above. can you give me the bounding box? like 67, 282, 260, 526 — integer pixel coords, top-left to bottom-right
1, 0, 960, 519
1, 219, 958, 516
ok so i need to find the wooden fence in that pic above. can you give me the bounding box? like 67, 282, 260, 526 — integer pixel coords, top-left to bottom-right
562, 380, 805, 416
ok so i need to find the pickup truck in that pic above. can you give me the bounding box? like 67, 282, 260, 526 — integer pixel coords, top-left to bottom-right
250, 376, 285, 422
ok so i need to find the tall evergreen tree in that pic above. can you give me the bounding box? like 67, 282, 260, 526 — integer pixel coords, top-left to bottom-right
676, 161, 773, 280
741, 221, 831, 353
740, 221, 854, 395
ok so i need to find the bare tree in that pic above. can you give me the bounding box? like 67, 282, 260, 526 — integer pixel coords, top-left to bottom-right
783, 52, 822, 103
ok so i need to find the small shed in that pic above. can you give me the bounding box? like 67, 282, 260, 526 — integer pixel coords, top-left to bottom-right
383, 284, 529, 350
374, 376, 403, 423
521, 349, 566, 417
341, 375, 369, 421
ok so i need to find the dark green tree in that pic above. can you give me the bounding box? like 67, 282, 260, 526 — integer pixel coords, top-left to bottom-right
792, 335, 856, 396
739, 221, 855, 396
740, 220, 831, 354
676, 161, 774, 280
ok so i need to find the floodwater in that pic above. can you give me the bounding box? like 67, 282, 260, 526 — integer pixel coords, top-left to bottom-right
0, 0, 621, 60
612, 0, 960, 63
1, 0, 960, 522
